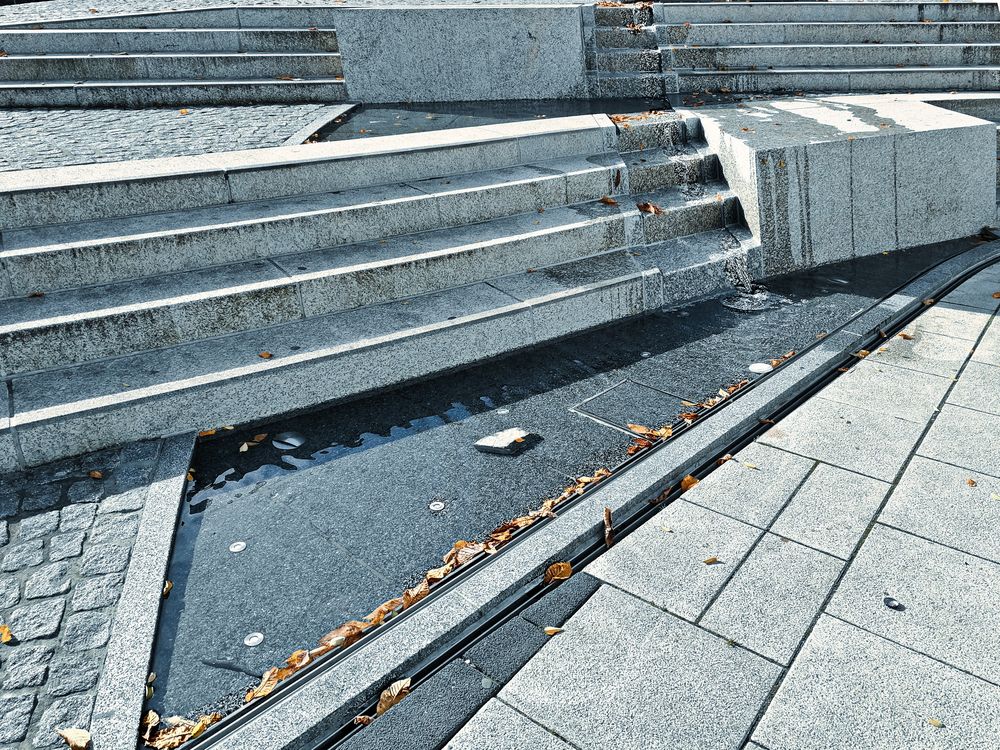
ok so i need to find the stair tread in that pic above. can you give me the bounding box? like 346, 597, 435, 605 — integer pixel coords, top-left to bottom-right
0, 77, 347, 87
10, 226, 745, 423
682, 65, 1000, 72
662, 42, 1000, 50
0, 52, 342, 59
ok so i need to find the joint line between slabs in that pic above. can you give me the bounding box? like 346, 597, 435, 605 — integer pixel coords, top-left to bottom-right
874, 519, 1000, 568
496, 697, 587, 750
738, 297, 1000, 745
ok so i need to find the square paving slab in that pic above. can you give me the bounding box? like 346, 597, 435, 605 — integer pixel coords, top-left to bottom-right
880, 455, 1000, 564
574, 378, 691, 432
501, 585, 781, 750
972, 316, 1000, 367
918, 403, 1000, 479
939, 268, 1000, 312
770, 462, 890, 559
586, 500, 762, 620
816, 359, 951, 423
947, 360, 1000, 417
701, 533, 843, 664
760, 396, 926, 482
682, 442, 815, 527
445, 699, 572, 750
827, 524, 1000, 682
867, 327, 974, 378
753, 615, 1000, 750
906, 301, 996, 342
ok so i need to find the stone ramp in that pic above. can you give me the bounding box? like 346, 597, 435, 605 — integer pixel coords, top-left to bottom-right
445, 261, 1000, 750
0, 113, 755, 468
591, 1, 1000, 97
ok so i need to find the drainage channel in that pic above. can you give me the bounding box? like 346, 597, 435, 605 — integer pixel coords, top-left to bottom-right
179, 236, 1000, 750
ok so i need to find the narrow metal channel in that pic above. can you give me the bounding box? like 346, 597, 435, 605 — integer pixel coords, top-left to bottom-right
188, 243, 1000, 750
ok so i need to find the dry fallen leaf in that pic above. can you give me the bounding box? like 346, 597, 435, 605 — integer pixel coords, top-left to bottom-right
993, 292, 1000, 299
923, 298, 935, 306
927, 718, 944, 728
178, 109, 189, 115
544, 627, 564, 636
636, 201, 663, 215
967, 478, 978, 487
599, 195, 618, 206
88, 470, 103, 480
704, 556, 721, 565
898, 332, 915, 341
162, 580, 173, 598
544, 561, 573, 584
141, 710, 160, 744
197, 429, 216, 438
376, 678, 412, 716
353, 715, 374, 726
680, 475, 700, 492
258, 351, 273, 359
56, 729, 90, 750
855, 350, 871, 359
0, 624, 12, 644
603, 507, 614, 548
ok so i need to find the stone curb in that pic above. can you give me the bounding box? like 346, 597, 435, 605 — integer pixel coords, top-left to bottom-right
202, 240, 1000, 750
280, 103, 358, 146
90, 434, 195, 750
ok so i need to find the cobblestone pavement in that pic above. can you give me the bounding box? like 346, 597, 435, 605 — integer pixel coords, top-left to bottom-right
446, 261, 1000, 749
0, 441, 164, 749
0, 104, 346, 173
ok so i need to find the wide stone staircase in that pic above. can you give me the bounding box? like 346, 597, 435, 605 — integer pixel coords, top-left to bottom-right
592, 1, 1000, 97
0, 6, 347, 106
0, 113, 755, 468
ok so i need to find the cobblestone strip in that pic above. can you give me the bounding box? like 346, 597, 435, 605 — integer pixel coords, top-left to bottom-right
0, 105, 350, 173
0, 436, 192, 750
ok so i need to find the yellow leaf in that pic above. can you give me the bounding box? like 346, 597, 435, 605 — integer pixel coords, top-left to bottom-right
88, 470, 103, 480
680, 475, 700, 492
56, 728, 91, 750
0, 624, 12, 644
543, 561, 573, 584
178, 109, 190, 115
544, 627, 564, 636
927, 718, 944, 728
855, 350, 870, 359
376, 678, 412, 716
741, 462, 759, 471
704, 556, 721, 565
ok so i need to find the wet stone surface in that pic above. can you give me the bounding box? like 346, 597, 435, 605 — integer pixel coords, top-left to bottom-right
151, 240, 968, 718
0, 442, 159, 749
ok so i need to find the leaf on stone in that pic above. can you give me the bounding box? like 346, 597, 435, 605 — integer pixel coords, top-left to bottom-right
854, 350, 870, 359
258, 351, 273, 359
56, 728, 91, 750
927, 718, 944, 728
741, 462, 759, 471
321, 620, 372, 649
365, 597, 404, 626
993, 292, 1000, 299
544, 561, 573, 584
178, 109, 190, 115
198, 429, 216, 437
276, 75, 296, 81
376, 678, 412, 716
544, 627, 564, 636
923, 298, 935, 306
252, 433, 268, 442
680, 475, 699, 492
898, 332, 915, 341
0, 624, 12, 644
162, 580, 173, 598
599, 195, 618, 206
603, 506, 614, 548
967, 478, 978, 487
354, 715, 374, 726
141, 710, 160, 743
703, 556, 721, 565
636, 201, 663, 215
88, 470, 103, 480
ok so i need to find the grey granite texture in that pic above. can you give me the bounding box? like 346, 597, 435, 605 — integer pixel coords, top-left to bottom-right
0, 440, 162, 750
0, 105, 350, 173
917, 403, 1000, 479
446, 699, 573, 750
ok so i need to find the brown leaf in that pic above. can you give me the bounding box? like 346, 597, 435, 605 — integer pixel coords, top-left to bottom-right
252, 433, 268, 442
923, 298, 934, 306
680, 475, 699, 492
376, 678, 412, 716
354, 715, 374, 726
402, 579, 430, 609
636, 201, 663, 215
365, 597, 404, 625
198, 429, 216, 437
88, 470, 103, 480
603, 506, 614, 548
854, 350, 871, 359
0, 624, 12, 644
543, 627, 564, 636
759, 418, 776, 425
258, 351, 273, 359
140, 710, 160, 743
544, 561, 573, 584
321, 620, 372, 649
898, 332, 915, 341
162, 580, 173, 598
993, 292, 1000, 299
56, 728, 91, 750
703, 556, 721, 565
967, 478, 978, 487
599, 195, 618, 206
275, 75, 296, 81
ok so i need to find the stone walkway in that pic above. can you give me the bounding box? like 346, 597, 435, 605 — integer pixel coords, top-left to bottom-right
0, 104, 348, 173
446, 262, 1000, 750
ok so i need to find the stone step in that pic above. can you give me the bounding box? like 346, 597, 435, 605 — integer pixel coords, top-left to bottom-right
0, 28, 339, 53
665, 43, 1000, 70
7, 225, 755, 466
660, 21, 1000, 45
0, 184, 734, 376
677, 66, 1000, 93
590, 71, 667, 99
644, 2, 1000, 25
0, 115, 617, 231
0, 6, 345, 30
0, 76, 348, 107
0, 52, 344, 81
613, 112, 703, 152
1, 154, 623, 294
624, 142, 721, 194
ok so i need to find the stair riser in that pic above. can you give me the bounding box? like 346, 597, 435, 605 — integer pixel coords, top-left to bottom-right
0, 80, 348, 107
0, 54, 344, 82
0, 29, 340, 54
592, 74, 668, 99
615, 115, 701, 152
12, 274, 657, 466
0, 121, 615, 231
660, 23, 1000, 45
653, 3, 1000, 24
627, 153, 720, 194
596, 27, 657, 50
668, 44, 1000, 69
680, 68, 1000, 93
641, 192, 738, 243
595, 50, 661, 74
2, 167, 619, 294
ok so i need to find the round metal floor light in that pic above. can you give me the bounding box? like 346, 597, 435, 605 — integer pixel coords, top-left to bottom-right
272, 431, 305, 451
244, 632, 265, 647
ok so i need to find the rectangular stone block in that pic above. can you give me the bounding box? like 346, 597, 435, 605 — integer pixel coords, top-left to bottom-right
770, 462, 889, 559
918, 403, 1000, 478
753, 615, 1000, 750
948, 360, 1000, 417
501, 585, 781, 750
828, 524, 1000, 683
816, 359, 951, 423
866, 327, 975, 378
760, 396, 926, 482
587, 500, 762, 621
701, 534, 842, 664
446, 700, 573, 750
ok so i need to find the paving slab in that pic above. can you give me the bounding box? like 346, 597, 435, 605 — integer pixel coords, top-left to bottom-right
445, 699, 573, 750
501, 585, 781, 750
880, 455, 1000, 564
682, 442, 815, 528
918, 403, 1000, 478
816, 359, 952, 423
587, 500, 762, 620
701, 533, 843, 664
464, 616, 547, 686
575, 379, 690, 431
947, 360, 1000, 416
827, 524, 1000, 682
759, 396, 927, 482
938, 268, 1000, 312
904, 300, 996, 342
753, 615, 1000, 750
973, 316, 1000, 367
770, 463, 890, 559
867, 327, 975, 378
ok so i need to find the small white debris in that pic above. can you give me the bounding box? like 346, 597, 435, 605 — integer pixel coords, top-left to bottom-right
749, 362, 774, 374
474, 427, 533, 455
